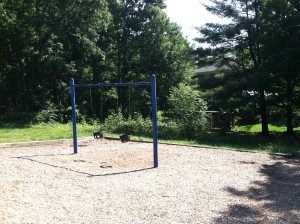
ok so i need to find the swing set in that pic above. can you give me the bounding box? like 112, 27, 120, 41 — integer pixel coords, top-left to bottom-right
70, 74, 158, 168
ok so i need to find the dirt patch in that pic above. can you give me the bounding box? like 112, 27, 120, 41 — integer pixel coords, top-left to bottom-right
0, 139, 299, 223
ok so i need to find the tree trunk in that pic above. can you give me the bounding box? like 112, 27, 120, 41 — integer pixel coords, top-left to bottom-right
117, 0, 130, 118
286, 103, 293, 135
286, 77, 294, 136
259, 90, 269, 136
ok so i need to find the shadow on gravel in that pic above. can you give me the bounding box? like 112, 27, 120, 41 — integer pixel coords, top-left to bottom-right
214, 156, 300, 224
87, 167, 154, 177
14, 155, 154, 177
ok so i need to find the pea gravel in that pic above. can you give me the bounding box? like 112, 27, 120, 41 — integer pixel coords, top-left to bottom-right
0, 139, 299, 223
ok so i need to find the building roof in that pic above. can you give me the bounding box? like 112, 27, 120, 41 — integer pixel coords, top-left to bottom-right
195, 65, 227, 74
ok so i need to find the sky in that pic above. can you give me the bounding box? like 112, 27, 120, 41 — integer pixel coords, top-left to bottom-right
163, 0, 223, 45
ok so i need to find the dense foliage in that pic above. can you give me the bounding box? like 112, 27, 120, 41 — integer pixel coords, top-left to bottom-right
0, 0, 194, 123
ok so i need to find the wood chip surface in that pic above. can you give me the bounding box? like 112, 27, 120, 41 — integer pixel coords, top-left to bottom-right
0, 139, 299, 223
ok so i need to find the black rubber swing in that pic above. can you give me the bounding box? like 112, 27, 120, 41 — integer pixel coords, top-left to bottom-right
120, 134, 130, 143
93, 131, 104, 139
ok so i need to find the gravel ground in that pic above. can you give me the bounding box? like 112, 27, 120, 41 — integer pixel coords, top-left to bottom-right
0, 139, 299, 224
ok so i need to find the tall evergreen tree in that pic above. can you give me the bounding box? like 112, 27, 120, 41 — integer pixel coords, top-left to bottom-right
195, 0, 270, 136
261, 0, 300, 135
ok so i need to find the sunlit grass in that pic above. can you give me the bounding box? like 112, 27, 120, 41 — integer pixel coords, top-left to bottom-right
238, 124, 300, 132
0, 122, 300, 156
0, 123, 95, 143
0, 122, 146, 143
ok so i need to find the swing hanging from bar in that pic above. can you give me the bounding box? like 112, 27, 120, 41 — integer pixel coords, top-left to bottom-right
119, 83, 131, 143
90, 87, 104, 139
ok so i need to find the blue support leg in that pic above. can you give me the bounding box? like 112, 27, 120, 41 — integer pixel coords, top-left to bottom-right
151, 74, 158, 168
70, 78, 78, 154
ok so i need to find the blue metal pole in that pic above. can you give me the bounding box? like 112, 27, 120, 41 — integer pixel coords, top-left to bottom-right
70, 78, 78, 154
151, 74, 158, 168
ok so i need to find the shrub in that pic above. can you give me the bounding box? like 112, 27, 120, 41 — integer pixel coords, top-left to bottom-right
167, 83, 208, 138
103, 109, 125, 133
33, 108, 58, 124
129, 113, 152, 137
103, 111, 153, 137
158, 120, 181, 139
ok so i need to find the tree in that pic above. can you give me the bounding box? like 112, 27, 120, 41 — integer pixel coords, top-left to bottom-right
261, 0, 300, 135
195, 0, 270, 136
133, 5, 194, 111
105, 0, 165, 115
105, 1, 194, 117
0, 0, 111, 121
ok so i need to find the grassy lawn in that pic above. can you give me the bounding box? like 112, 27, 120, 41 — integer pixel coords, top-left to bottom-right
0, 123, 299, 156
238, 124, 300, 132
0, 123, 94, 143
0, 122, 150, 143
194, 132, 300, 155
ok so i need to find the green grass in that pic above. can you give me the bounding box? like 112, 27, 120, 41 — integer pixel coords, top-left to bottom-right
158, 132, 300, 155
0, 122, 152, 143
238, 124, 300, 132
0, 122, 299, 156
0, 123, 95, 143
